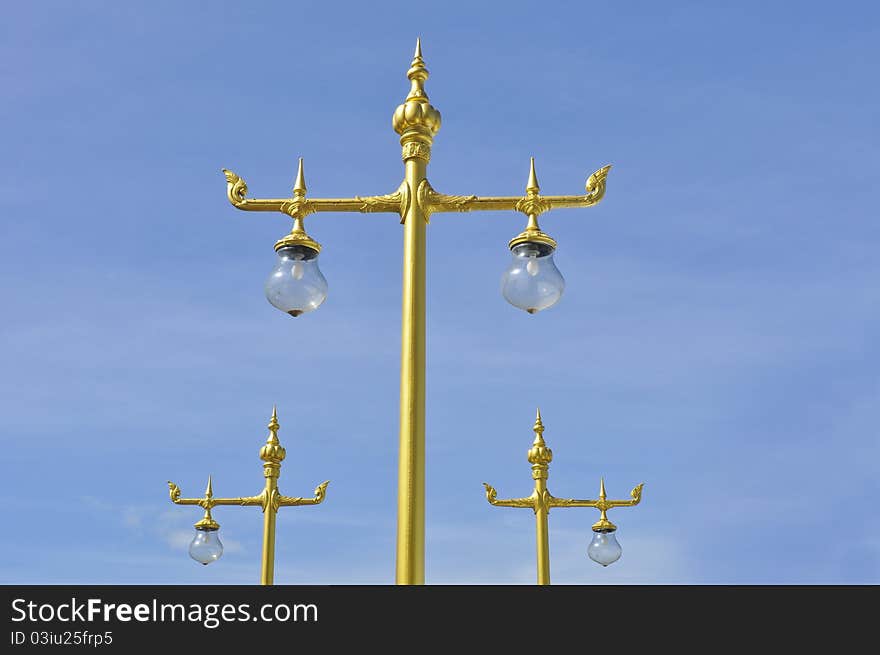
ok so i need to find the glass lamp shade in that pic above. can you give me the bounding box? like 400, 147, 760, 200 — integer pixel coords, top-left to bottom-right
189, 528, 223, 565
265, 245, 328, 317
588, 529, 622, 567
501, 242, 565, 314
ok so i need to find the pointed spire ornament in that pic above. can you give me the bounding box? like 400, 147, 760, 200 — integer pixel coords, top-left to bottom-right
267, 406, 280, 445
260, 405, 287, 467
533, 407, 546, 441
526, 157, 540, 195
527, 408, 553, 467
293, 158, 307, 197
406, 37, 429, 100
393, 38, 441, 152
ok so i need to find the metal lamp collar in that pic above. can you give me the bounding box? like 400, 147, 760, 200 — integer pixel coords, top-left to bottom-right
273, 232, 322, 254
509, 228, 558, 251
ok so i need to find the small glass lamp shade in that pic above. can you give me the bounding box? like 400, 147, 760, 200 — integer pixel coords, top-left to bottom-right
265, 245, 328, 317
501, 242, 564, 314
588, 529, 622, 567
189, 527, 223, 565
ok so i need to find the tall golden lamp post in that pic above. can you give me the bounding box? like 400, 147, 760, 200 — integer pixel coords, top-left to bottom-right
221, 40, 612, 585
483, 410, 644, 585
167, 408, 329, 585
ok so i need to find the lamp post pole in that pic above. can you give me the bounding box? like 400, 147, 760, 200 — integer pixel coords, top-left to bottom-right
396, 154, 428, 584
221, 40, 612, 584
393, 41, 439, 584
167, 408, 329, 585
483, 409, 644, 585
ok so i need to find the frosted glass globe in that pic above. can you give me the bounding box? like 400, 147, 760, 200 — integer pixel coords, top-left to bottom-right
588, 529, 622, 567
265, 245, 328, 317
189, 528, 223, 565
501, 242, 564, 314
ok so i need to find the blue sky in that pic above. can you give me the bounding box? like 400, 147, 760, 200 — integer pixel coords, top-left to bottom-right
1, 1, 877, 584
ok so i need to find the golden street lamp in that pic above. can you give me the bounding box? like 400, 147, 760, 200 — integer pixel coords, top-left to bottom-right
167, 408, 329, 585
483, 410, 644, 585
221, 39, 612, 585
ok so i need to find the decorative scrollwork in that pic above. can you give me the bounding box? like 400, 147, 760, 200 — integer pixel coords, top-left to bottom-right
222, 169, 248, 205
534, 488, 552, 515
313, 480, 330, 503
277, 480, 330, 508
418, 180, 476, 222
401, 142, 432, 162
280, 199, 315, 221
585, 164, 612, 204
168, 481, 181, 503
357, 181, 409, 220
629, 483, 644, 504
247, 491, 266, 511
482, 483, 534, 509
267, 487, 281, 513
514, 195, 552, 218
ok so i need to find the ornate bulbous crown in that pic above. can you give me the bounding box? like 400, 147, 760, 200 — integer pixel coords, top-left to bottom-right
260, 407, 287, 465
527, 409, 554, 466
392, 39, 441, 145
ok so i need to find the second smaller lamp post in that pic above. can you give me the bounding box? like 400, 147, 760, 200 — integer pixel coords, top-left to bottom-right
167, 407, 329, 585
483, 410, 644, 585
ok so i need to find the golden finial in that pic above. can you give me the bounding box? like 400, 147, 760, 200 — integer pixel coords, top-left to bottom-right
260, 406, 286, 467
293, 158, 307, 196
533, 407, 545, 439
276, 159, 321, 252
599, 477, 607, 501
527, 408, 553, 467
406, 37, 429, 100
526, 157, 540, 195
195, 482, 219, 531
393, 38, 441, 150
267, 406, 280, 444
508, 157, 557, 252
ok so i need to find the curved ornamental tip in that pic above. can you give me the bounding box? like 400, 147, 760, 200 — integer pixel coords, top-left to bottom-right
482, 483, 535, 509
168, 481, 181, 503
482, 482, 498, 505
630, 483, 645, 505
585, 164, 612, 205
222, 168, 248, 207
314, 480, 330, 504
277, 480, 331, 507
599, 482, 645, 510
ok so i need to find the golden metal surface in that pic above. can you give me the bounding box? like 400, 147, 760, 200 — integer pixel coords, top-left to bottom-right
167, 407, 329, 585
221, 40, 612, 584
483, 409, 643, 584
392, 38, 441, 162
275, 159, 322, 252
508, 158, 557, 250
